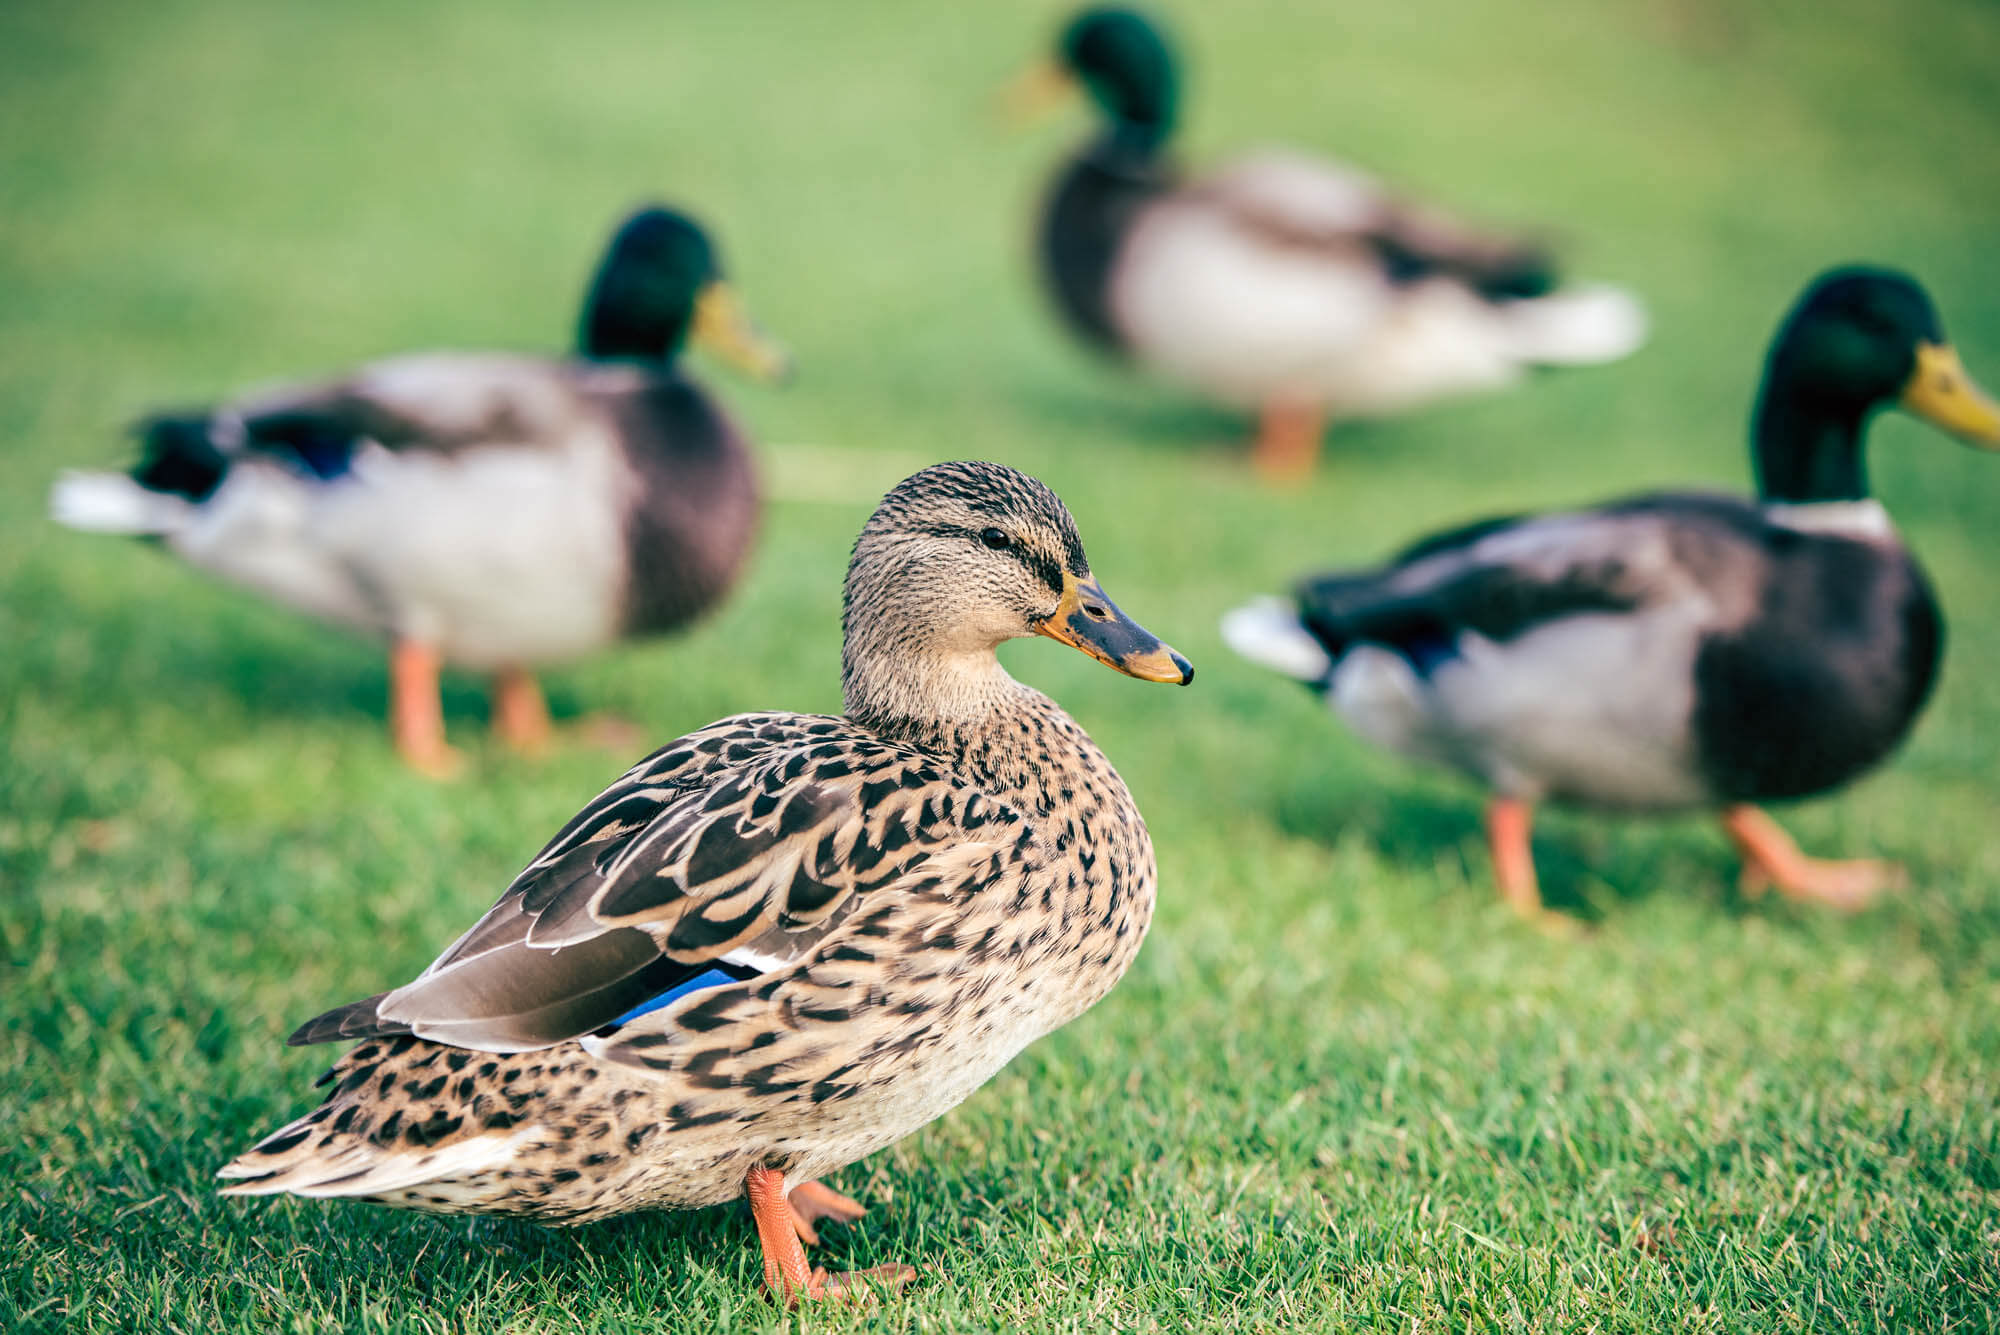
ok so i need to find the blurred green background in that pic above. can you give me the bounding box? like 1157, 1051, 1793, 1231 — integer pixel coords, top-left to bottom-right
4, 0, 1999, 1329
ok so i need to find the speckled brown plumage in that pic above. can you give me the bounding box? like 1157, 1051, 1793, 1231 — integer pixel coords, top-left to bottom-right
219, 461, 1191, 1297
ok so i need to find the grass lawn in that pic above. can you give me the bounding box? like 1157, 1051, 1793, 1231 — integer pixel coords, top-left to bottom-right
5, 0, 2000, 1329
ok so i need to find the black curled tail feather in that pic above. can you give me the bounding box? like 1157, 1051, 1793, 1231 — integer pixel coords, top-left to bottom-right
1292, 570, 1392, 661
131, 414, 229, 502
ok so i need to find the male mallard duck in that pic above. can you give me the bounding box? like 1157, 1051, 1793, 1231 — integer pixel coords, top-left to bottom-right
218, 461, 1193, 1302
1015, 5, 1646, 480
50, 206, 786, 776
1222, 268, 2000, 915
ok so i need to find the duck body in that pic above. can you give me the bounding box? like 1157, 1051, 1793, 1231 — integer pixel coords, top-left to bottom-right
1046, 146, 1640, 420
1039, 131, 1173, 353
1028, 8, 1644, 477
52, 207, 786, 773
221, 461, 1192, 1298
226, 696, 1152, 1223
82, 354, 755, 672
1224, 267, 1998, 914
1232, 492, 1939, 815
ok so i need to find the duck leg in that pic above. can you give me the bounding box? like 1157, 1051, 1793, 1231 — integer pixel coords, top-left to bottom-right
1721, 806, 1903, 911
1486, 796, 1543, 917
1251, 398, 1326, 483
787, 1179, 869, 1246
490, 667, 552, 754
390, 640, 461, 778
746, 1165, 916, 1304
491, 671, 646, 757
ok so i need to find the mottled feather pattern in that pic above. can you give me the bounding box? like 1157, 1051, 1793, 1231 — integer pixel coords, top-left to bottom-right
226, 693, 1153, 1222
221, 460, 1175, 1255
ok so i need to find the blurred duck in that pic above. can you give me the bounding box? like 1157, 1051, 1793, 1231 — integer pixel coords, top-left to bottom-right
51, 206, 787, 776
1223, 268, 2000, 916
217, 461, 1192, 1303
1013, 5, 1646, 480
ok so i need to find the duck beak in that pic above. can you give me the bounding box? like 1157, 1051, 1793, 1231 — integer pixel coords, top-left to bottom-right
1902, 342, 2000, 448
692, 281, 792, 384
1034, 572, 1193, 685
999, 58, 1075, 127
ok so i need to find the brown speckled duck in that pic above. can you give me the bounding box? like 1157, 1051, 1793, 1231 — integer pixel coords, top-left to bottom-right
50, 206, 786, 776
218, 461, 1193, 1303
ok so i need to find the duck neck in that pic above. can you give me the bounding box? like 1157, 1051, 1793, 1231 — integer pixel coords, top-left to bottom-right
1751, 383, 1873, 504
1094, 117, 1170, 165
579, 278, 693, 365
841, 634, 1025, 750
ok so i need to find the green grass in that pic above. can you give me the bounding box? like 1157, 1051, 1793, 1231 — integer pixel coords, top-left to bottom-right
5, 0, 2000, 1329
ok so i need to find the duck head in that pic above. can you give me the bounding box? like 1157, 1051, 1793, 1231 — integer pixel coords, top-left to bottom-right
1007, 6, 1178, 150
842, 461, 1191, 726
579, 206, 790, 381
1755, 267, 2000, 502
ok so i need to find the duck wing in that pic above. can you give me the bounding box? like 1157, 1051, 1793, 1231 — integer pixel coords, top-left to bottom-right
1296, 495, 1759, 662
1196, 150, 1556, 301
289, 711, 1025, 1055
187, 353, 591, 481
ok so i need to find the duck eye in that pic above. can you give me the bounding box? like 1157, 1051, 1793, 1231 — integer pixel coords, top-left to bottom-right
979, 527, 1012, 551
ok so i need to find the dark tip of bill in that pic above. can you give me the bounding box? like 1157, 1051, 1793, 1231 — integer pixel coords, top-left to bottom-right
1173, 651, 1194, 685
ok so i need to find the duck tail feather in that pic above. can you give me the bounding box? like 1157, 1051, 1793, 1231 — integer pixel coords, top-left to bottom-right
48, 470, 194, 536
218, 1119, 527, 1199
1220, 597, 1333, 686
287, 991, 407, 1047
1505, 283, 1648, 366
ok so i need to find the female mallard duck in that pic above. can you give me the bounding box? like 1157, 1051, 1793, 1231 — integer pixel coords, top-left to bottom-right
49, 206, 786, 776
1222, 268, 2000, 916
217, 461, 1192, 1302
1017, 5, 1646, 480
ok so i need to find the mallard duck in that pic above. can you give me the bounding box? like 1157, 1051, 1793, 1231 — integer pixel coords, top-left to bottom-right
217, 461, 1193, 1302
1222, 267, 2000, 915
1015, 5, 1646, 480
49, 206, 787, 776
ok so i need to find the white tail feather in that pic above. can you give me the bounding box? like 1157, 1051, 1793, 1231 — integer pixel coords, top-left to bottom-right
1504, 283, 1648, 366
49, 471, 193, 535
1220, 597, 1333, 684
218, 1126, 531, 1199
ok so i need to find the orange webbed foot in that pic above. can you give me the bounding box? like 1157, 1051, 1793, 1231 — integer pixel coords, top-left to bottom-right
795, 1264, 920, 1303
1724, 805, 1905, 912
391, 640, 463, 778
489, 667, 553, 754
787, 1179, 868, 1247
749, 1165, 912, 1306
1738, 854, 1906, 911
1251, 398, 1326, 485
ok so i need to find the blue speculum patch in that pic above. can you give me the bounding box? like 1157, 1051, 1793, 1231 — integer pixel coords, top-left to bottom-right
287, 433, 355, 481
609, 966, 752, 1026
1399, 630, 1460, 676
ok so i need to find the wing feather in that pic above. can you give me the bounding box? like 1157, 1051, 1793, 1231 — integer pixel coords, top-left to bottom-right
1298, 506, 1707, 659
289, 714, 1020, 1055
1198, 151, 1555, 300
228, 353, 590, 470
